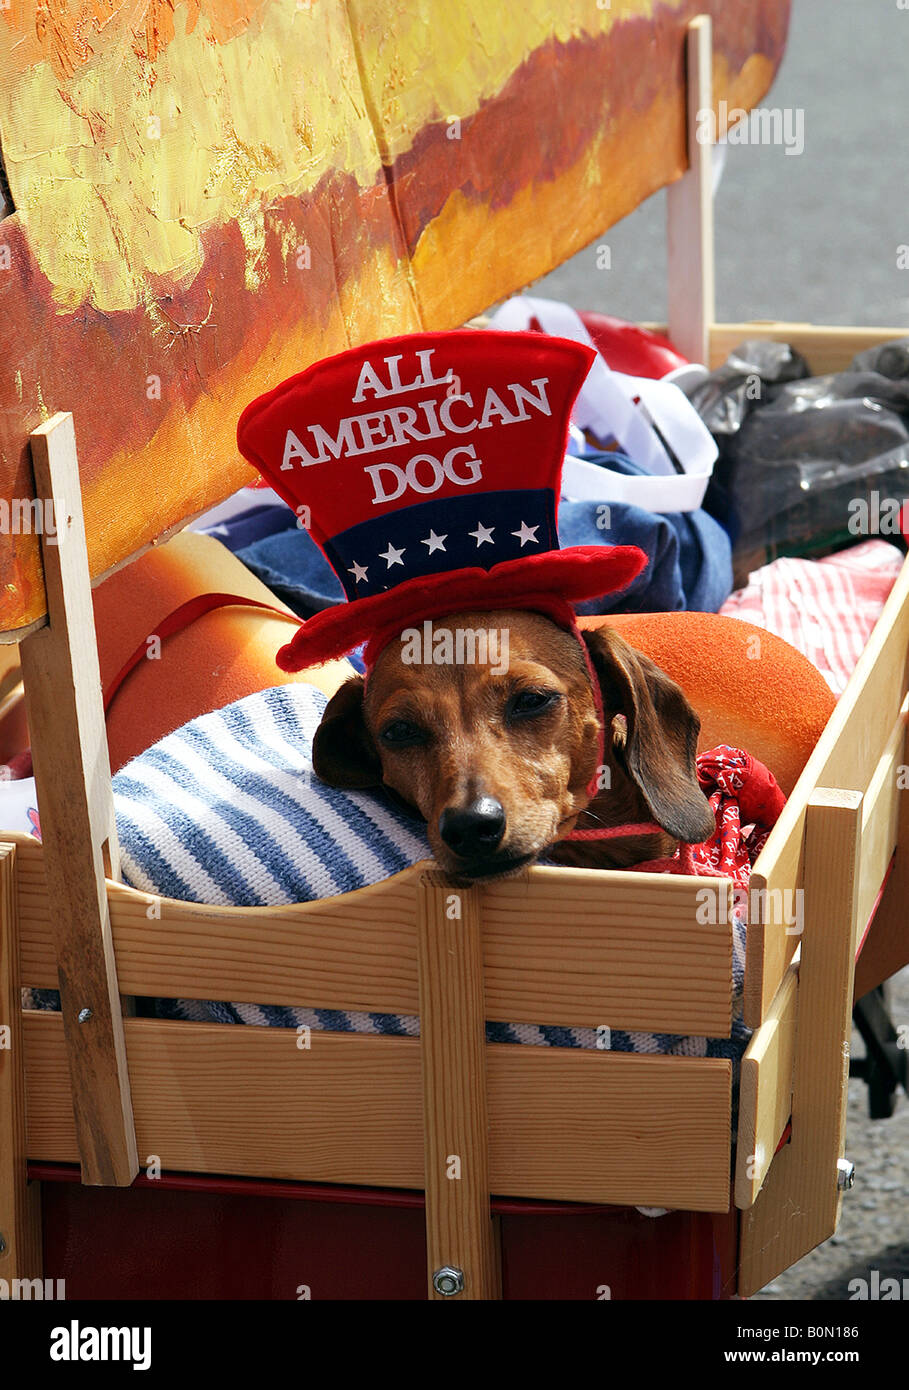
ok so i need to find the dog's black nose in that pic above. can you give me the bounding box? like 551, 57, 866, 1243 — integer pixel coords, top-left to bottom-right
439, 797, 506, 858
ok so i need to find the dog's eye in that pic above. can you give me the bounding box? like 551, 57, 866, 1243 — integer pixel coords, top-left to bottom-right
507, 689, 560, 720
379, 719, 427, 747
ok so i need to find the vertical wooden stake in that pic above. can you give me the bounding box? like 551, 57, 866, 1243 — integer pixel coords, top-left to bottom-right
739, 789, 862, 1296
416, 872, 500, 1300
667, 14, 716, 364
19, 413, 138, 1187
0, 843, 43, 1280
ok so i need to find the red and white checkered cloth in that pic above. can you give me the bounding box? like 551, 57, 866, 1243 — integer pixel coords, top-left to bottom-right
719, 541, 905, 695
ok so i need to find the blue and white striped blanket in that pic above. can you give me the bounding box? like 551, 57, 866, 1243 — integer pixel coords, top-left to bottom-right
114, 684, 429, 908
29, 683, 750, 1068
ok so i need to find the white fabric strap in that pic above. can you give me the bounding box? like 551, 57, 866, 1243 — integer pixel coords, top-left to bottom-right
489, 296, 717, 514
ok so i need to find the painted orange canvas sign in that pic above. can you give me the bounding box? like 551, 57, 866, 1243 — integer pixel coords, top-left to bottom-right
0, 0, 790, 634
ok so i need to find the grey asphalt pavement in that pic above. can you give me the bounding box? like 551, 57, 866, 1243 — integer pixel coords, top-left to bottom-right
537, 0, 909, 329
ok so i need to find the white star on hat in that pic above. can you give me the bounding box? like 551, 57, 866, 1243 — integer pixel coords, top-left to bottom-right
379, 542, 406, 568
469, 523, 495, 547
421, 530, 447, 554
347, 561, 369, 584
512, 522, 540, 547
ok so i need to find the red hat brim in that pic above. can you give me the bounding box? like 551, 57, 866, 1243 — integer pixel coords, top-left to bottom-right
275, 544, 646, 671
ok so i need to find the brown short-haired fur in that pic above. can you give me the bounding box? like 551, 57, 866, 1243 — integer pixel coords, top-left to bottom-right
313, 609, 715, 883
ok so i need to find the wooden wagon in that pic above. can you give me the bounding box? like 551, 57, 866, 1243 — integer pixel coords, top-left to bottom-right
1, 1, 907, 1299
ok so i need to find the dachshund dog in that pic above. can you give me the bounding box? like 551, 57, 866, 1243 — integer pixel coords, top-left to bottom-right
313, 609, 715, 883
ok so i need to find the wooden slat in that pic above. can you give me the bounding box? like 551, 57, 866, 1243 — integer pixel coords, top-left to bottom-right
24, 1013, 425, 1186
18, 414, 137, 1187
734, 963, 797, 1210
854, 702, 907, 947
417, 874, 498, 1299
744, 701, 906, 1049
855, 721, 909, 1000
13, 835, 56, 985
708, 322, 909, 374
17, 835, 426, 1009
743, 863, 800, 1032
17, 851, 734, 1038
642, 322, 909, 376
0, 844, 42, 1280
817, 610, 909, 795
23, 1012, 733, 1211
738, 789, 862, 1297
487, 1045, 731, 1211
481, 869, 732, 1034
744, 554, 909, 1028
122, 870, 421, 1017
666, 14, 715, 364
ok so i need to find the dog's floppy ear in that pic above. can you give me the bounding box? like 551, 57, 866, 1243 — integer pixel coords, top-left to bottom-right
312, 677, 383, 789
581, 626, 716, 844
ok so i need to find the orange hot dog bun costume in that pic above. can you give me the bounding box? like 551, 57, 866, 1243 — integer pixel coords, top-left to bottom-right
93, 530, 352, 773
579, 611, 835, 797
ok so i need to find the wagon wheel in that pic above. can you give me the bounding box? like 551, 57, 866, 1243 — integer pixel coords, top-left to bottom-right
850, 985, 908, 1121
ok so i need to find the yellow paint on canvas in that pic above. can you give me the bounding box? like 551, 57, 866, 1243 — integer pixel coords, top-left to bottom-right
409, 47, 779, 328
0, 0, 672, 312
77, 238, 421, 584
346, 0, 657, 163
411, 83, 685, 327
0, 0, 384, 310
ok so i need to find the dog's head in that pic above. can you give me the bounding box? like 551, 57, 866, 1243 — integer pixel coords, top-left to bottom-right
312, 609, 714, 882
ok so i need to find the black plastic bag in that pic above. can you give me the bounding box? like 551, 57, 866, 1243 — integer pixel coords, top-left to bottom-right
689, 339, 909, 581
686, 340, 811, 544
849, 336, 909, 380
687, 338, 811, 441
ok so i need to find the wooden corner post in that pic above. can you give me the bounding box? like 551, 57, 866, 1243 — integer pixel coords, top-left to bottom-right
738, 788, 863, 1296
417, 873, 500, 1300
19, 413, 138, 1186
667, 13, 716, 364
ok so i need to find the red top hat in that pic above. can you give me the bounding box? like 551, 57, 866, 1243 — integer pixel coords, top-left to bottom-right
237, 330, 646, 670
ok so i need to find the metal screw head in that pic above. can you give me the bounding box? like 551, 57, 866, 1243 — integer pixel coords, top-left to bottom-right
0, 1232, 7, 1255
432, 1265, 465, 1297
837, 1158, 855, 1190
77, 1008, 93, 1024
